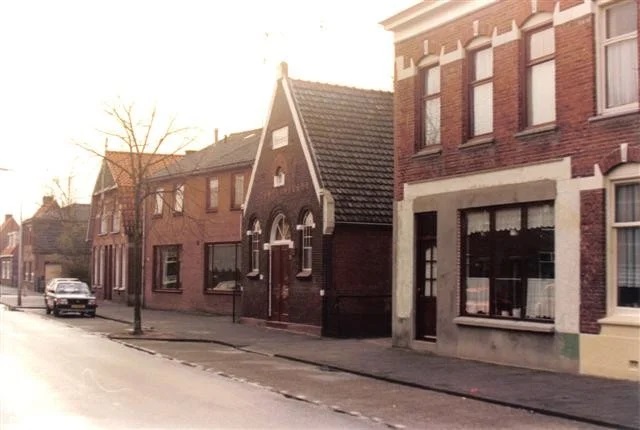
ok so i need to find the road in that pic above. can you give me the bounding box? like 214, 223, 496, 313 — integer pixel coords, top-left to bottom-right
0, 306, 380, 429
1, 305, 606, 430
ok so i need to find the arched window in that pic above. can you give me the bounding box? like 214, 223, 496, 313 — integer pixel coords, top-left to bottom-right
300, 212, 315, 272
274, 167, 285, 187
271, 213, 291, 242
250, 220, 261, 272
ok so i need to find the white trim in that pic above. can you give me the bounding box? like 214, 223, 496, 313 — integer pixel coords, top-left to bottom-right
282, 78, 322, 202
454, 316, 555, 333
396, 56, 416, 81
440, 41, 465, 65
492, 21, 520, 47
553, 0, 594, 27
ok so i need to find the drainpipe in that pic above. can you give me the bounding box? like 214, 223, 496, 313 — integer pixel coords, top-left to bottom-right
266, 244, 272, 317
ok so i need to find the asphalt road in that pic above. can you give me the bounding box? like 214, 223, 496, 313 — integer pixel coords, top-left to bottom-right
2, 305, 606, 430
0, 307, 380, 429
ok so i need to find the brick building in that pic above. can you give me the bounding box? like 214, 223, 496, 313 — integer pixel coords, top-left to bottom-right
89, 151, 181, 304
0, 214, 19, 287
242, 64, 394, 337
142, 129, 260, 315
21, 197, 91, 291
383, 0, 639, 379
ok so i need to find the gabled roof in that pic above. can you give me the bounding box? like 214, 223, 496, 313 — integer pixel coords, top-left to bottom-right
149, 129, 261, 181
93, 151, 183, 194
288, 79, 394, 225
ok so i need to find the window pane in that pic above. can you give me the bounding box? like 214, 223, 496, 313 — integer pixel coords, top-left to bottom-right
465, 212, 491, 315
473, 82, 493, 136
617, 227, 640, 307
209, 178, 218, 209
606, 39, 639, 108
425, 66, 440, 95
474, 48, 493, 80
208, 244, 239, 291
529, 27, 555, 60
616, 183, 640, 222
527, 60, 556, 125
606, 1, 638, 38
424, 97, 441, 145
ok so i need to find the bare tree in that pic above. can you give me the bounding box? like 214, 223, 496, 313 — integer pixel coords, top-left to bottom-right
78, 101, 196, 335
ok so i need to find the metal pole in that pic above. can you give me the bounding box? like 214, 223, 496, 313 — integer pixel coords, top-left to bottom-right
17, 206, 22, 306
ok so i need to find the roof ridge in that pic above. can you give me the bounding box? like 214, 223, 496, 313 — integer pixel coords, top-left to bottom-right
289, 78, 393, 96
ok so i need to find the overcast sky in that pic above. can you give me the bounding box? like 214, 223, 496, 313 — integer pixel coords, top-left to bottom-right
0, 0, 414, 220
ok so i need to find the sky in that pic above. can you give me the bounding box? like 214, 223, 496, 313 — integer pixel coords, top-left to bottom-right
0, 0, 415, 221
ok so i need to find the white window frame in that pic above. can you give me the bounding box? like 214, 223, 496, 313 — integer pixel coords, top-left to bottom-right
272, 126, 289, 149
250, 220, 261, 273
232, 174, 244, 209
112, 207, 121, 233
154, 188, 164, 216
420, 62, 441, 147
605, 163, 640, 318
525, 25, 556, 126
174, 184, 184, 213
300, 212, 315, 272
208, 177, 219, 210
469, 45, 493, 137
596, 0, 639, 115
274, 167, 285, 187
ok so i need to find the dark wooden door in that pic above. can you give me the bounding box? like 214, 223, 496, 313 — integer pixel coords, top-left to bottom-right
416, 213, 437, 341
270, 245, 290, 322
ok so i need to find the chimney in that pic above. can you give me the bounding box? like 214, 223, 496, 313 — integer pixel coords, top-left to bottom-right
43, 196, 54, 205
214, 128, 219, 144
5, 214, 11, 223
185, 150, 196, 155
277, 61, 288, 79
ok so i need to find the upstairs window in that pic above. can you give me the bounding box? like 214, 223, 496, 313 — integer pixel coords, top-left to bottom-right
274, 167, 285, 187
232, 174, 244, 210
207, 177, 219, 211
420, 65, 441, 148
272, 126, 288, 149
112, 207, 121, 233
526, 25, 556, 126
599, 0, 638, 113
469, 47, 493, 137
154, 188, 164, 216
100, 207, 110, 234
174, 184, 184, 214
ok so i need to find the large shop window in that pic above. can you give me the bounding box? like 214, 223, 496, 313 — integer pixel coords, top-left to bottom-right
462, 203, 555, 321
204, 243, 241, 293
613, 182, 639, 308
153, 245, 181, 290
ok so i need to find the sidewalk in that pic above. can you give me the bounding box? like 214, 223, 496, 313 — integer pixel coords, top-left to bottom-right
2, 291, 638, 429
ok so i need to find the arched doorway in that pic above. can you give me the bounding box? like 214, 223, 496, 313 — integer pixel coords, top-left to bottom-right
269, 213, 292, 322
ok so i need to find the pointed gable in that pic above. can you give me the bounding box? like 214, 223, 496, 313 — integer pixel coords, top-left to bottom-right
288, 79, 394, 225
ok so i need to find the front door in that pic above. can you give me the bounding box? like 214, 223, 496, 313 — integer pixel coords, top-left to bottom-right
416, 212, 437, 341
270, 245, 290, 322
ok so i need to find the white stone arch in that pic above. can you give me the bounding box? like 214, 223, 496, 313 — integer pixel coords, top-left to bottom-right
270, 212, 293, 247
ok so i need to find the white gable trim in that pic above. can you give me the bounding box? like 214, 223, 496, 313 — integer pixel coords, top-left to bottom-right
243, 82, 277, 215
281, 78, 322, 203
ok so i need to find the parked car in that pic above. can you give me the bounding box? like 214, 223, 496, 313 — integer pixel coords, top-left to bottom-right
44, 278, 97, 317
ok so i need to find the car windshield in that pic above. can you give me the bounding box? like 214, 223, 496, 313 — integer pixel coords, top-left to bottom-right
55, 283, 91, 295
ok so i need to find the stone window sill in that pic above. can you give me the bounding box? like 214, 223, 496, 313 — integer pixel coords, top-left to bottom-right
412, 144, 442, 159
515, 123, 558, 139
246, 270, 260, 279
454, 316, 555, 333
588, 107, 639, 123
598, 314, 640, 328
152, 289, 183, 294
461, 135, 494, 149
296, 269, 312, 279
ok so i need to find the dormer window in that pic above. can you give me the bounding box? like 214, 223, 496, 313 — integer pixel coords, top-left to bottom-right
274, 167, 285, 187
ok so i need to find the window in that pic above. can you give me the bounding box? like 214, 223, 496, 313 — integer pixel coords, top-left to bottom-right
462, 203, 555, 321
274, 167, 285, 187
611, 181, 639, 308
420, 65, 441, 148
114, 245, 121, 289
300, 212, 315, 273
204, 243, 241, 292
154, 188, 164, 216
174, 184, 184, 213
599, 0, 638, 113
469, 47, 493, 137
232, 174, 244, 210
272, 126, 288, 149
207, 177, 219, 211
526, 26, 556, 126
153, 245, 181, 290
112, 207, 121, 233
100, 207, 109, 234
272, 214, 291, 241
250, 220, 261, 273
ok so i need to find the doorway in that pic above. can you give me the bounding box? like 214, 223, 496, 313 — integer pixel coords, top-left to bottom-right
416, 212, 437, 341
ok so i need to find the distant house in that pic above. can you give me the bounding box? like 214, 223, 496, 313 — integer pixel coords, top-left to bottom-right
0, 214, 19, 287
143, 129, 260, 314
89, 151, 181, 304
242, 63, 394, 337
21, 196, 91, 291
382, 0, 639, 380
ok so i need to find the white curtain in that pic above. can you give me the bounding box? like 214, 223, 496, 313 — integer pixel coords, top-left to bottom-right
606, 39, 639, 108
528, 204, 555, 228
466, 277, 490, 314
496, 207, 521, 231
526, 279, 555, 319
473, 82, 493, 136
467, 211, 490, 234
